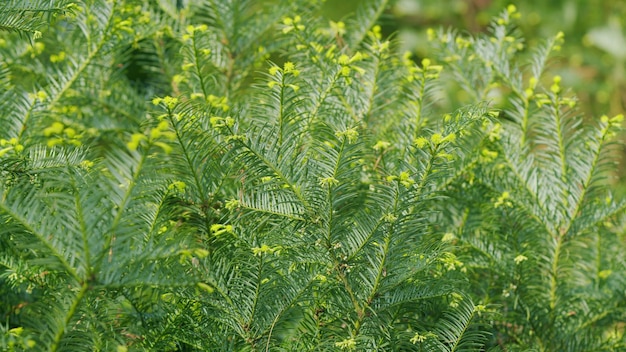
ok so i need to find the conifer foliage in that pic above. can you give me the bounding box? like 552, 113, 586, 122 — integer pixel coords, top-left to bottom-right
1, 1, 624, 351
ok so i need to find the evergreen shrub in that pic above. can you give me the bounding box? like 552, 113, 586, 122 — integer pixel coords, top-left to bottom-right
0, 1, 624, 351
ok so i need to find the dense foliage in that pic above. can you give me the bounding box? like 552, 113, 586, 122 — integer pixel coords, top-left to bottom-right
1, 1, 625, 351
337, 0, 626, 191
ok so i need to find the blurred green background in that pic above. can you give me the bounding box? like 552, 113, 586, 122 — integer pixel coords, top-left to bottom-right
322, 0, 626, 190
